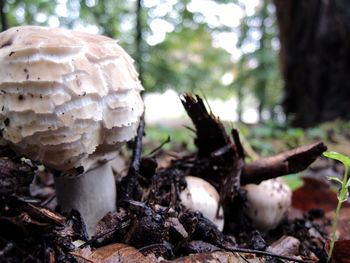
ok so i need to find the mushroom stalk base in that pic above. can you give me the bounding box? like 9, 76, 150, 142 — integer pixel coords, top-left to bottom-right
54, 163, 116, 237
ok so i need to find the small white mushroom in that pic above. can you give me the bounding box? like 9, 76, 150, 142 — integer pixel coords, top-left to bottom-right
0, 26, 144, 237
242, 178, 292, 231
180, 176, 224, 231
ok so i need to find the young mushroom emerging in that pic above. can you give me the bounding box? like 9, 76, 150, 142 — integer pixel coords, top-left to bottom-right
0, 26, 144, 236
180, 176, 224, 231
241, 178, 292, 231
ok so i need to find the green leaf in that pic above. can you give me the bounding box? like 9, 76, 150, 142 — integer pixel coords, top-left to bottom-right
323, 151, 350, 166
346, 179, 350, 188
327, 176, 344, 185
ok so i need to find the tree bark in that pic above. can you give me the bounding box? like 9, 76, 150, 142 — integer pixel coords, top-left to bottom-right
0, 0, 8, 32
135, 0, 143, 84
241, 141, 327, 185
274, 0, 350, 127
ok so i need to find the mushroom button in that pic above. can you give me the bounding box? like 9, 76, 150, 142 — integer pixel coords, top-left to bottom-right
0, 26, 144, 237
180, 176, 224, 231
242, 178, 292, 231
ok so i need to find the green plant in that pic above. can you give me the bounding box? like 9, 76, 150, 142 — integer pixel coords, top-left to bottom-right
322, 151, 350, 262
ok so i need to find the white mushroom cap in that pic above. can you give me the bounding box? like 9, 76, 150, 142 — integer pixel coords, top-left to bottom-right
0, 26, 144, 174
180, 176, 224, 231
242, 178, 292, 231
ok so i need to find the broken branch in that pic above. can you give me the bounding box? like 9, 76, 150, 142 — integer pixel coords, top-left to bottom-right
241, 141, 327, 185
118, 113, 145, 205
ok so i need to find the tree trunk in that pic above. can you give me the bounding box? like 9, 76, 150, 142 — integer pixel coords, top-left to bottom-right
256, 1, 268, 122
273, 0, 350, 127
237, 85, 243, 122
135, 0, 143, 84
0, 0, 8, 32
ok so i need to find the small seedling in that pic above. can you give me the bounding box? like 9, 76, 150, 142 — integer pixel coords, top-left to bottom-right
323, 151, 350, 262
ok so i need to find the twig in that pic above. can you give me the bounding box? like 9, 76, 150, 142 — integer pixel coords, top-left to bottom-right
231, 129, 245, 159
138, 242, 170, 253
183, 125, 197, 134
40, 194, 56, 208
80, 220, 131, 248
119, 113, 145, 202
79, 228, 117, 248
242, 141, 327, 185
148, 136, 171, 156
138, 243, 315, 263
129, 112, 145, 175
219, 244, 315, 263
238, 254, 250, 263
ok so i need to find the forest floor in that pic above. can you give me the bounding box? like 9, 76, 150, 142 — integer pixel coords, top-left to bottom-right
1, 95, 350, 262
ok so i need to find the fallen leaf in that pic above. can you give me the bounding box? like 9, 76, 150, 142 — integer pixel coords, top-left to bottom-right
331, 240, 350, 263
325, 207, 350, 240
160, 251, 264, 263
268, 235, 300, 257
292, 176, 338, 212
71, 243, 154, 263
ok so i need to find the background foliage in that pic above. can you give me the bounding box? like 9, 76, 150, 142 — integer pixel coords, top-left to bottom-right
0, 0, 282, 122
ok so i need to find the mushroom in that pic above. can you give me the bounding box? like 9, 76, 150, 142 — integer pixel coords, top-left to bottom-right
0, 26, 144, 236
180, 176, 224, 231
242, 178, 292, 231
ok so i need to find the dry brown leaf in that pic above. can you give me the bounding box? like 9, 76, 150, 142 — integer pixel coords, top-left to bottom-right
160, 251, 264, 263
325, 207, 350, 240
292, 176, 350, 241
331, 240, 350, 263
268, 235, 300, 257
71, 243, 154, 263
292, 177, 338, 212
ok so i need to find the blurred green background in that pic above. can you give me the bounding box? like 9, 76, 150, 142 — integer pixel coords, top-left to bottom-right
0, 0, 282, 123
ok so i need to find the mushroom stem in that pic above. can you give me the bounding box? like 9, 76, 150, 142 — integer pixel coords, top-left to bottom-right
54, 162, 116, 237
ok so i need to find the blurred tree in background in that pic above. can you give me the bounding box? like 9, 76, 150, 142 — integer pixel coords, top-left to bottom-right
1, 0, 56, 30
0, 0, 282, 123
274, 0, 350, 127
143, 1, 234, 96
0, 0, 8, 30
234, 1, 282, 122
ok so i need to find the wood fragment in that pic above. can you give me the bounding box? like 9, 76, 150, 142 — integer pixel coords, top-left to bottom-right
130, 112, 145, 174
23, 203, 66, 227
241, 142, 327, 185
180, 94, 231, 157
180, 93, 240, 189
218, 244, 315, 263
268, 235, 300, 258
180, 94, 327, 188
118, 113, 145, 205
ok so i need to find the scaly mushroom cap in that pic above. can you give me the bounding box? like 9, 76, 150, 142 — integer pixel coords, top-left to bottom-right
242, 178, 292, 231
0, 26, 144, 174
